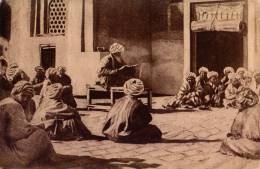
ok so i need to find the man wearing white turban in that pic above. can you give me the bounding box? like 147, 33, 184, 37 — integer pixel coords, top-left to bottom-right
163, 72, 201, 109
97, 43, 136, 89
102, 78, 162, 143
198, 71, 224, 109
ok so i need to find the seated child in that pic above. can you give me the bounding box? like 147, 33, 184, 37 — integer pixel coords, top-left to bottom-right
221, 66, 235, 89
163, 72, 201, 109
236, 67, 247, 86
223, 73, 242, 108
244, 71, 256, 91
199, 71, 224, 108
196, 67, 209, 90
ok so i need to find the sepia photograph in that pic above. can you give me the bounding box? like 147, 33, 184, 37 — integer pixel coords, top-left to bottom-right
1, 0, 260, 168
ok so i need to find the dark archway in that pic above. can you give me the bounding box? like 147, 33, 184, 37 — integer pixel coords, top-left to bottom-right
0, 0, 11, 41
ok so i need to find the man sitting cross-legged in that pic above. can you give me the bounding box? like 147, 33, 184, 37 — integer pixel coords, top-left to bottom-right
102, 78, 162, 143
163, 72, 201, 109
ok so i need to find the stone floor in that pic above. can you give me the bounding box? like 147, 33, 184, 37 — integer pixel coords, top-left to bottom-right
37, 97, 260, 169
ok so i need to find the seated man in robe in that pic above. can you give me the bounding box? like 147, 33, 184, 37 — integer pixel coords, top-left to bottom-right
220, 79, 260, 159
221, 66, 235, 89
223, 73, 242, 108
199, 71, 224, 109
56, 66, 77, 108
32, 83, 91, 141
254, 72, 260, 96
196, 67, 209, 91
6, 63, 30, 85
31, 66, 45, 95
97, 43, 136, 90
0, 81, 56, 167
163, 72, 201, 109
0, 58, 12, 100
236, 67, 247, 86
102, 78, 162, 143
37, 67, 58, 108
243, 71, 256, 91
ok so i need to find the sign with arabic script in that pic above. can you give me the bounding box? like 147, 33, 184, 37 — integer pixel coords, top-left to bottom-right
191, 2, 245, 32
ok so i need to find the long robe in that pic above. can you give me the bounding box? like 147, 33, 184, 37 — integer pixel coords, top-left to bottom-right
199, 82, 224, 107
56, 74, 77, 108
164, 81, 201, 109
32, 96, 91, 140
220, 104, 260, 158
31, 74, 45, 95
0, 97, 55, 167
0, 75, 12, 101
97, 54, 135, 89
102, 96, 162, 143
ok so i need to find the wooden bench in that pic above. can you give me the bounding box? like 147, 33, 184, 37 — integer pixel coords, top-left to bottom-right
86, 85, 152, 109
86, 84, 110, 106
110, 87, 152, 109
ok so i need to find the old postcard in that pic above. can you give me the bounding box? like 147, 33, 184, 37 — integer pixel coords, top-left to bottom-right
1, 0, 260, 168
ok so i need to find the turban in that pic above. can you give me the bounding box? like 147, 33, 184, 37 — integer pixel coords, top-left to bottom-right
11, 80, 34, 97
6, 63, 19, 79
123, 78, 144, 96
236, 67, 247, 74
35, 66, 44, 72
45, 67, 57, 79
9, 63, 18, 69
223, 67, 234, 74
207, 71, 218, 79
244, 71, 253, 78
254, 72, 260, 84
43, 83, 63, 99
228, 72, 239, 81
185, 72, 196, 80
198, 67, 209, 74
109, 43, 125, 54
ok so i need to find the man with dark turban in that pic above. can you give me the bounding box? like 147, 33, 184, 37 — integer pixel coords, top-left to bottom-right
102, 78, 162, 143
0, 81, 56, 167
32, 83, 91, 140
220, 77, 260, 159
31, 66, 45, 95
163, 72, 201, 109
97, 43, 136, 90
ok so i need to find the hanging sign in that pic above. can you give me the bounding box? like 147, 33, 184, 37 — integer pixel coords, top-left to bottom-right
191, 2, 245, 32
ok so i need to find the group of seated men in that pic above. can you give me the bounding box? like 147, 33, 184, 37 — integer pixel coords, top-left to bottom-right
163, 66, 260, 110
0, 43, 162, 167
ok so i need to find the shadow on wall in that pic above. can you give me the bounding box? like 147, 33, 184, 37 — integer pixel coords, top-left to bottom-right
31, 154, 161, 169
151, 0, 184, 95
0, 0, 11, 41
152, 38, 184, 95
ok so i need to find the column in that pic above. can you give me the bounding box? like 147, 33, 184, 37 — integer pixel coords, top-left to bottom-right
247, 0, 255, 71
183, 1, 191, 76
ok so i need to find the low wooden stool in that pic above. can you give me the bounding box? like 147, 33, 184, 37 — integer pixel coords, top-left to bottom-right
110, 87, 152, 109
86, 84, 110, 106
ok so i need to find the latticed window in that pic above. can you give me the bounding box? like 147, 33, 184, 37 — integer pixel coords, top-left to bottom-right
30, 0, 67, 36
49, 0, 66, 35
